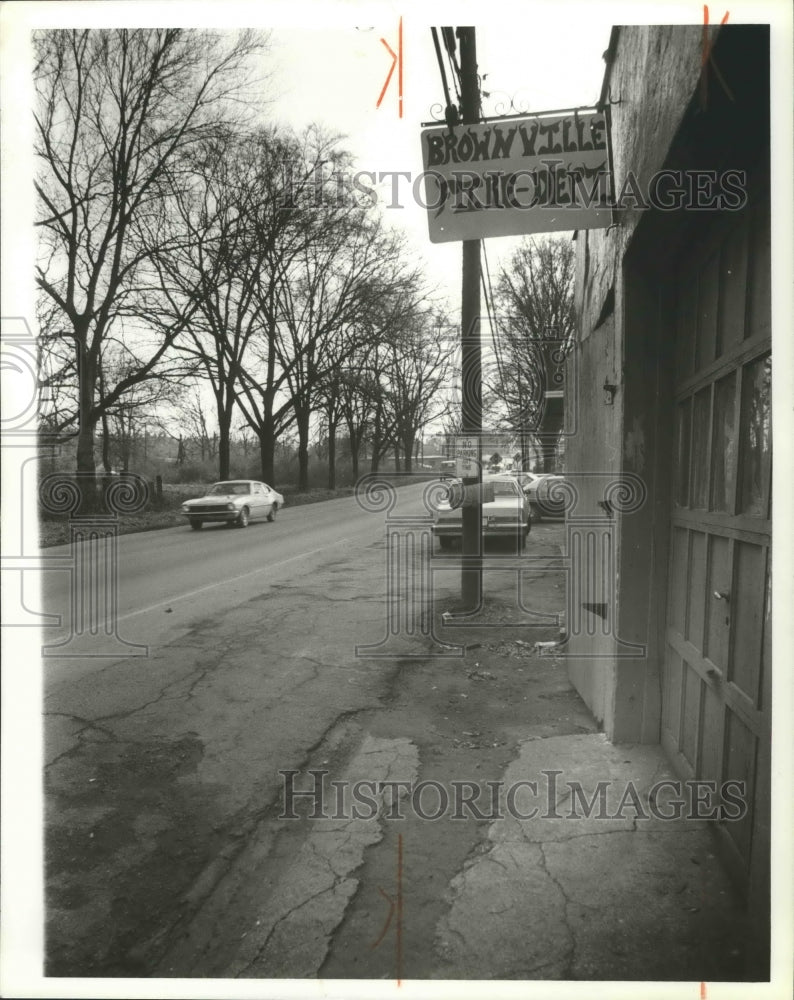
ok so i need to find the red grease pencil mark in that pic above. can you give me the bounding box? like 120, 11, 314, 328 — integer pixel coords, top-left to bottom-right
700, 6, 732, 110
700, 982, 707, 999
370, 887, 395, 951
370, 833, 404, 984
377, 17, 404, 118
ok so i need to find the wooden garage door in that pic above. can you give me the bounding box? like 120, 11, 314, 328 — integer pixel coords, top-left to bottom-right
661, 190, 771, 886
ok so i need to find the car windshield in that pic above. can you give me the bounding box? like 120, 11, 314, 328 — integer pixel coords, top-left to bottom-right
208, 482, 249, 496
491, 481, 519, 497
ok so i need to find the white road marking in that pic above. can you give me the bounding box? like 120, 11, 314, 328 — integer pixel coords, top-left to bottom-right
115, 533, 362, 624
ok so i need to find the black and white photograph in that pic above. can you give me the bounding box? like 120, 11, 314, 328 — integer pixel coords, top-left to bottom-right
1, 1, 792, 997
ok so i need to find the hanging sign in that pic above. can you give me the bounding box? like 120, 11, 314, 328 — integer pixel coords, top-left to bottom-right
420, 109, 612, 243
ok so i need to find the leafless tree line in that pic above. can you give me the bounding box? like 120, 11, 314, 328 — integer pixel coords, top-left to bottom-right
489, 236, 576, 472
34, 28, 453, 494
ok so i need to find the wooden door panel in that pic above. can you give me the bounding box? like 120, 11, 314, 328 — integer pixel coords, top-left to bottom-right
686, 531, 707, 649
705, 534, 731, 672
699, 684, 725, 785
668, 527, 688, 631
661, 193, 770, 886
680, 665, 701, 769
738, 354, 772, 518
710, 372, 738, 512
730, 542, 767, 705
690, 389, 712, 508
723, 711, 757, 859
662, 648, 683, 741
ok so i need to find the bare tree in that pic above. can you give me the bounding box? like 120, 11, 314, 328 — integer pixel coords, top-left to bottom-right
493, 235, 575, 471
272, 211, 413, 490
154, 124, 307, 479
34, 28, 266, 488
96, 344, 181, 472
232, 127, 355, 484
383, 316, 454, 473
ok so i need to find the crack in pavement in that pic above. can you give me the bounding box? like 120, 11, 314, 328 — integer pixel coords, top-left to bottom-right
537, 841, 576, 977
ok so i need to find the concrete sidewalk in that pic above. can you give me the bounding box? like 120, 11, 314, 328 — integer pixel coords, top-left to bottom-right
416, 544, 757, 983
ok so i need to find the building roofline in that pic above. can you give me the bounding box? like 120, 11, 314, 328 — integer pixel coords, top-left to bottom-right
598, 26, 621, 111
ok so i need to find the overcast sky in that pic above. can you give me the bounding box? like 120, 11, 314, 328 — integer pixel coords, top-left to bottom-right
3, 0, 788, 329
1, 0, 790, 428
264, 14, 611, 309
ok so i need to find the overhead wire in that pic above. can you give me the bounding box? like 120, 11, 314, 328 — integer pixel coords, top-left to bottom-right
430, 28, 453, 114
481, 243, 511, 428
441, 27, 462, 104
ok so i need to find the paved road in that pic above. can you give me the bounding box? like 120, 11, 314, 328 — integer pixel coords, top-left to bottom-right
37, 478, 446, 975
39, 480, 430, 685
34, 483, 582, 979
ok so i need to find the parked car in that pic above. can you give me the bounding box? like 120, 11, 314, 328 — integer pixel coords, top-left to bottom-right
511, 471, 538, 493
181, 480, 284, 530
518, 473, 567, 520
432, 474, 531, 550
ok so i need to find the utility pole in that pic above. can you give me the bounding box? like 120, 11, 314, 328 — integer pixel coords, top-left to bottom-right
458, 26, 482, 610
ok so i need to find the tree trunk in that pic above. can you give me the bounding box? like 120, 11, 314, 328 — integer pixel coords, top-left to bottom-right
520, 427, 531, 471
100, 414, 112, 473
76, 345, 98, 513
296, 408, 310, 491
327, 420, 337, 491
369, 430, 381, 473
76, 349, 97, 476
403, 433, 415, 473
98, 360, 112, 473
218, 417, 232, 479
258, 423, 276, 484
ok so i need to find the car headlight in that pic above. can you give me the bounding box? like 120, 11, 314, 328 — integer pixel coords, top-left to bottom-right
181, 504, 190, 512
226, 503, 236, 510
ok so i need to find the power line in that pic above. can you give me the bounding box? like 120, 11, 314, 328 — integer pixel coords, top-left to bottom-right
430, 28, 454, 115
480, 242, 508, 404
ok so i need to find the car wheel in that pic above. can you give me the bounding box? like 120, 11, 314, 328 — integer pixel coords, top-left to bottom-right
438, 536, 453, 550
189, 518, 203, 531
530, 502, 543, 522
267, 503, 278, 522
236, 506, 250, 528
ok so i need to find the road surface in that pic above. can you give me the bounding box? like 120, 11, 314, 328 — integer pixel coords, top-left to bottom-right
38, 480, 430, 685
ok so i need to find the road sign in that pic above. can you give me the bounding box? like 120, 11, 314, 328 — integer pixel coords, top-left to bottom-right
452, 435, 481, 478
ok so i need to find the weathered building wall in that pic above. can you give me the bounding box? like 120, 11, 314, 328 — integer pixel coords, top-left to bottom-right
566, 26, 708, 740
566, 22, 771, 963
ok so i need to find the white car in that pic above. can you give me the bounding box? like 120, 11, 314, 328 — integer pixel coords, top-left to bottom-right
432, 474, 532, 550
515, 473, 566, 520
181, 480, 284, 530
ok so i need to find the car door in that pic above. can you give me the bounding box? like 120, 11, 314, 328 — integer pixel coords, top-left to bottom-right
260, 483, 276, 517
250, 482, 266, 520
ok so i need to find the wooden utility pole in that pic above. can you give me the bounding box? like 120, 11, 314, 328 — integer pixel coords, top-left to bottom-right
458, 27, 482, 610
